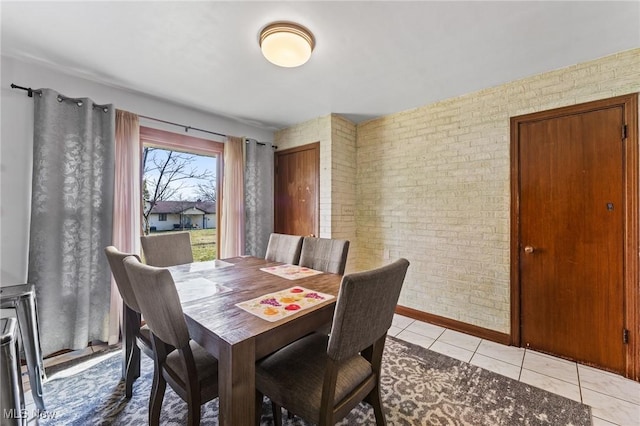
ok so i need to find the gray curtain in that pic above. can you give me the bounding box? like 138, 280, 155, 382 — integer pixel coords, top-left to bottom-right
244, 140, 274, 258
28, 89, 115, 356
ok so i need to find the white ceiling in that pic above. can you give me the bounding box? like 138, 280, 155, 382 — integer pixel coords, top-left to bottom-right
2, 1, 639, 131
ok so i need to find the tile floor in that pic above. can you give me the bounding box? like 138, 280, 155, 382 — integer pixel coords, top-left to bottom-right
19, 316, 640, 425
390, 314, 640, 426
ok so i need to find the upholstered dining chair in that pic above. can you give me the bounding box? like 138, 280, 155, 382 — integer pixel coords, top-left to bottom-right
255, 258, 410, 426
299, 237, 350, 274
140, 231, 194, 267
265, 233, 304, 264
123, 256, 219, 426
104, 246, 153, 398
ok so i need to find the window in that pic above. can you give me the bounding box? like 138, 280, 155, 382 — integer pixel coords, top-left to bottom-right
140, 127, 224, 261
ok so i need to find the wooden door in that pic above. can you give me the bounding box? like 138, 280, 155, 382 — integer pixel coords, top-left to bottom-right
512, 96, 638, 376
274, 143, 319, 237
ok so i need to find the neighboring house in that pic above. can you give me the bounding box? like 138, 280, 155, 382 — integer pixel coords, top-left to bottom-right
147, 200, 216, 231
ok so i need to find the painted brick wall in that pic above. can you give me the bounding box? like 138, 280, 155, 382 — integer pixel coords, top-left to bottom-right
356, 49, 640, 333
330, 115, 357, 271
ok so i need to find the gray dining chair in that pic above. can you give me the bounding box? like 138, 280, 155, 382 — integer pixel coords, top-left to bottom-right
123, 255, 219, 426
299, 236, 351, 336
255, 258, 410, 426
265, 233, 304, 264
140, 231, 194, 267
299, 237, 350, 274
104, 246, 153, 398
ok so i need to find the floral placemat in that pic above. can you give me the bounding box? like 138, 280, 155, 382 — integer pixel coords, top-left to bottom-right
260, 264, 324, 280
235, 286, 335, 322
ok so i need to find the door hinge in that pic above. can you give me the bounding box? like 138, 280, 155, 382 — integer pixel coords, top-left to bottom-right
622, 124, 627, 140
623, 328, 629, 344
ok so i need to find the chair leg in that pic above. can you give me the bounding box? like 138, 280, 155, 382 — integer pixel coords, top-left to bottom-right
124, 343, 140, 399
149, 370, 166, 426
124, 350, 134, 398
271, 401, 283, 425
186, 391, 201, 426
255, 391, 264, 425
123, 309, 141, 399
187, 402, 201, 426
367, 386, 387, 426
124, 307, 142, 391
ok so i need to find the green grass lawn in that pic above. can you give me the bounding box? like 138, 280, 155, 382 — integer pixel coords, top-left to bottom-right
152, 229, 217, 262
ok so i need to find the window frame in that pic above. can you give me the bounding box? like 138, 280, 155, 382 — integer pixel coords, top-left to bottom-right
140, 126, 224, 254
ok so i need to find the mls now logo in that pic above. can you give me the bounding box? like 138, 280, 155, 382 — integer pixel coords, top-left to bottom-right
2, 408, 28, 419
3, 408, 57, 420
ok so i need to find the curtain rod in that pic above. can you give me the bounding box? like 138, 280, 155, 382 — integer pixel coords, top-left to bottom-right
140, 116, 276, 148
245, 138, 277, 149
11, 83, 109, 111
138, 114, 228, 138
11, 84, 42, 97
11, 83, 276, 148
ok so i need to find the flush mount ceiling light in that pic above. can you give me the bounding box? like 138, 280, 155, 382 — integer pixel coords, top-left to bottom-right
259, 21, 315, 68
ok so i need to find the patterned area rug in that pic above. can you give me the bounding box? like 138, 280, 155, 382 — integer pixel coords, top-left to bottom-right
39, 337, 592, 425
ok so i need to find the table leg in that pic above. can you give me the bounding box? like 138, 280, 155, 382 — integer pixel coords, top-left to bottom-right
218, 339, 256, 426
14, 292, 45, 411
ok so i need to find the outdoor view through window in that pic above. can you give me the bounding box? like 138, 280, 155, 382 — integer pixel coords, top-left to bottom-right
142, 146, 217, 261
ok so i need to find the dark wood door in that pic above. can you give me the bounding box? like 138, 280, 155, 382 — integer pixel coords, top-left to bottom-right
274, 143, 319, 237
517, 106, 626, 373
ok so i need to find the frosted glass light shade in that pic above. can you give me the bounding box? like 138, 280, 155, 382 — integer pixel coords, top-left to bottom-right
260, 22, 315, 68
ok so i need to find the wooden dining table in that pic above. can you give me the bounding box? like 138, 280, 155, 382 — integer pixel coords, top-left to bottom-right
126, 255, 343, 426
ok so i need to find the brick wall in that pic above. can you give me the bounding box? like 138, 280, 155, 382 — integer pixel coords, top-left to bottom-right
273, 49, 639, 334
356, 49, 640, 333
330, 115, 357, 271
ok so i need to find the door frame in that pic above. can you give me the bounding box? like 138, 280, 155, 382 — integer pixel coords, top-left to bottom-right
509, 93, 639, 380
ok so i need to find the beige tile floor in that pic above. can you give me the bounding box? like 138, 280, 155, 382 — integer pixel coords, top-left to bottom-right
18, 317, 640, 425
390, 314, 640, 426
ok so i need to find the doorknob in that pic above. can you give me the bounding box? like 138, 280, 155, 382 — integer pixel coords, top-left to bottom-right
524, 245, 535, 254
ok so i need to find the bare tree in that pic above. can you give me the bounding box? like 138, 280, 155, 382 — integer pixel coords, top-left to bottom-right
142, 147, 214, 234
196, 179, 217, 202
